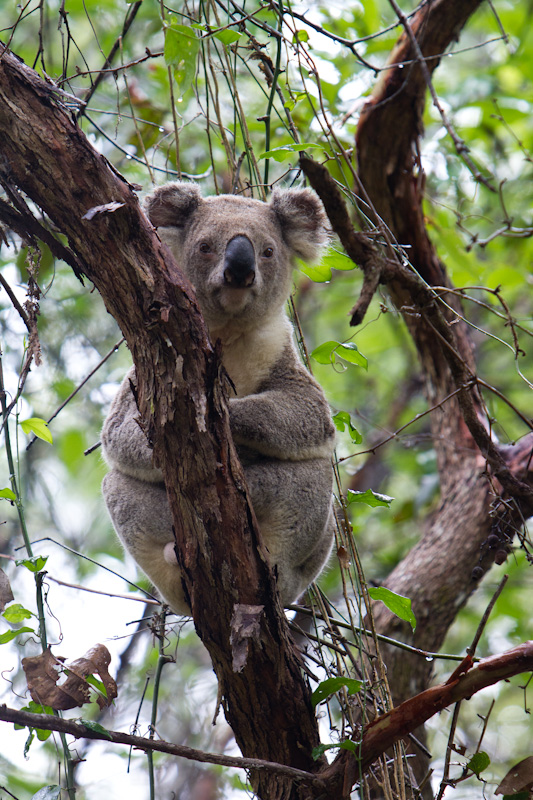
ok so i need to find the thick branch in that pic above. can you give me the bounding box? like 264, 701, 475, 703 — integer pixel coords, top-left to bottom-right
357, 0, 486, 263
299, 156, 533, 506
349, 9, 533, 791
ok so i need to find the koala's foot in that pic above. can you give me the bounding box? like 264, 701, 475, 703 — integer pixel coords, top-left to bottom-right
163, 541, 179, 565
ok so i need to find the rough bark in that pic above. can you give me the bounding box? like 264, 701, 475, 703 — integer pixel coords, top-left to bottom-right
0, 45, 323, 800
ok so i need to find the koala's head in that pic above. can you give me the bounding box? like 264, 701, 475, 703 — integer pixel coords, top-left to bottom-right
144, 182, 328, 331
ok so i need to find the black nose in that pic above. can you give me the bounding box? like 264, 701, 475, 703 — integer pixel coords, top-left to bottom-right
223, 235, 256, 287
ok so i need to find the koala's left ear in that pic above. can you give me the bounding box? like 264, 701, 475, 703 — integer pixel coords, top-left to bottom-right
270, 188, 330, 263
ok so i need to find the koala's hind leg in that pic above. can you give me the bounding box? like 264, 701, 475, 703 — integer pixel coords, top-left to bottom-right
243, 458, 334, 605
102, 471, 189, 614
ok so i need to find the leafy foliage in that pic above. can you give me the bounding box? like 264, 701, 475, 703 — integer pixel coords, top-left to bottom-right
0, 0, 533, 798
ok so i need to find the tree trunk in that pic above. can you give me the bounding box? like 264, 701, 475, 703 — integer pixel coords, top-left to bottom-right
0, 44, 323, 800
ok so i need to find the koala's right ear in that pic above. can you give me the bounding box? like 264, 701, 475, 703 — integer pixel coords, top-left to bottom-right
143, 182, 203, 228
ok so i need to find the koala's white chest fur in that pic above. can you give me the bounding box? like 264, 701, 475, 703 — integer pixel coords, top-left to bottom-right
212, 312, 291, 397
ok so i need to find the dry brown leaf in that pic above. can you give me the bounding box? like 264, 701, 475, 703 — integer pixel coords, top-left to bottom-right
496, 756, 533, 795
22, 643, 118, 711
0, 567, 14, 611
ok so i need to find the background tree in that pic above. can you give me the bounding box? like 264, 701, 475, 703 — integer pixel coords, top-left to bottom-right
0, 1, 533, 799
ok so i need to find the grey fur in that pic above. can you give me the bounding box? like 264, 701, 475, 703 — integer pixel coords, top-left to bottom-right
101, 183, 335, 614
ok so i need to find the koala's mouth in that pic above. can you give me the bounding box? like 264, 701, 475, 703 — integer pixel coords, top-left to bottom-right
218, 284, 257, 314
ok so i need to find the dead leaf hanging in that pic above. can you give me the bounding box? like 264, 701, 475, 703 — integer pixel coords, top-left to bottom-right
22, 643, 117, 711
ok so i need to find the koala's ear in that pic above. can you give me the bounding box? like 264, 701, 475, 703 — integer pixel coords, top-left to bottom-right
270, 188, 329, 263
143, 182, 202, 228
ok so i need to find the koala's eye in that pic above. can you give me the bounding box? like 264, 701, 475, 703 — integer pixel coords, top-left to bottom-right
263, 247, 274, 258
199, 242, 211, 253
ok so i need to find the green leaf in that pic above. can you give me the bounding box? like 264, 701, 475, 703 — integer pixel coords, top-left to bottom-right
284, 91, 308, 112
3, 602, 34, 623
300, 251, 356, 283
310, 340, 367, 369
24, 728, 35, 758
0, 626, 34, 644
35, 727, 54, 742
310, 340, 340, 365
19, 417, 53, 444
258, 143, 324, 162
293, 29, 309, 43
213, 29, 242, 45
0, 487, 16, 501
346, 489, 393, 508
368, 587, 417, 631
30, 786, 61, 800
467, 751, 490, 777
312, 676, 363, 707
332, 411, 362, 444
502, 794, 530, 800
16, 703, 54, 741
300, 260, 333, 282
312, 739, 358, 760
20, 702, 52, 715
164, 21, 200, 96
15, 556, 48, 573
85, 673, 108, 698
336, 343, 368, 368
80, 719, 113, 740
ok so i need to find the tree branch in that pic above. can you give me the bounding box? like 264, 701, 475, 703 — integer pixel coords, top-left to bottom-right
0, 704, 322, 784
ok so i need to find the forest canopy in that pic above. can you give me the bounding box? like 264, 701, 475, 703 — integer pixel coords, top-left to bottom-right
0, 1, 533, 799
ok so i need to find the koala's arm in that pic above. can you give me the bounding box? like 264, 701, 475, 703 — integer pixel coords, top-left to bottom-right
101, 367, 163, 483
229, 349, 335, 462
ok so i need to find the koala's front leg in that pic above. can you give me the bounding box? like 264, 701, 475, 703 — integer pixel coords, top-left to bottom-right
101, 367, 163, 483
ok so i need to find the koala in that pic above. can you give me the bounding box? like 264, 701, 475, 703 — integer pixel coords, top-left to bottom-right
101, 182, 336, 615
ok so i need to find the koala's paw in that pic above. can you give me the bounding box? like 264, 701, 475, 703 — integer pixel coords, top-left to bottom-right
163, 541, 179, 565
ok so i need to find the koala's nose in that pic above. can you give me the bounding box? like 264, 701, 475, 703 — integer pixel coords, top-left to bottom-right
223, 235, 256, 287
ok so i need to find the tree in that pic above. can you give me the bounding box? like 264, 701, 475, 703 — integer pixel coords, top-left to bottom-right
0, 2, 532, 799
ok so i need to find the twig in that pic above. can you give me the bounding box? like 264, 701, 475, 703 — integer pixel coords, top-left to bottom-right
435, 701, 461, 800
26, 338, 124, 450
467, 574, 508, 657
46, 574, 159, 605
78, 0, 144, 112
339, 385, 465, 462
0, 272, 29, 327
0, 196, 84, 280
290, 604, 473, 664
16, 537, 159, 603
388, 0, 496, 192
